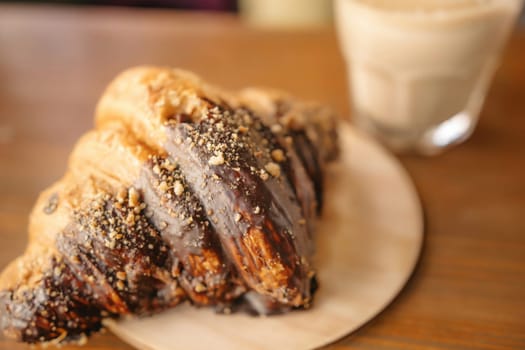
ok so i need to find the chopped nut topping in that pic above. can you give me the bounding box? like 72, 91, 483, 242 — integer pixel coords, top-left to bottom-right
259, 170, 269, 181
163, 159, 176, 171
173, 181, 184, 196
194, 282, 207, 293
126, 212, 135, 225
116, 280, 125, 290
234, 213, 242, 222
53, 267, 62, 277
158, 181, 169, 192
116, 271, 126, 280
271, 149, 285, 163
271, 124, 283, 133
128, 187, 139, 208
265, 162, 281, 177
116, 188, 127, 204
208, 151, 225, 166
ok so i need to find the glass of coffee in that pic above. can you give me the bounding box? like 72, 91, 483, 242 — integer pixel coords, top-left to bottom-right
335, 0, 524, 154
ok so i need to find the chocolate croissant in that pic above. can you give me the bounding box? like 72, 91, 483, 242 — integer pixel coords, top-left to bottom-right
0, 67, 338, 344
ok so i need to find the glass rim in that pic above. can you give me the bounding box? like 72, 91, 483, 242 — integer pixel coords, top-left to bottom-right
336, 0, 524, 22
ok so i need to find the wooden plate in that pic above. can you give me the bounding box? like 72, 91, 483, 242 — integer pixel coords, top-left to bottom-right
106, 122, 424, 350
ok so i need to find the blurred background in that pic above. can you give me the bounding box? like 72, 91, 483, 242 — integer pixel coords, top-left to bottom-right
0, 0, 334, 28
0, 0, 524, 28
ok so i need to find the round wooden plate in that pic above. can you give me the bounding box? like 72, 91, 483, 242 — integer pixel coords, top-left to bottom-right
106, 122, 424, 350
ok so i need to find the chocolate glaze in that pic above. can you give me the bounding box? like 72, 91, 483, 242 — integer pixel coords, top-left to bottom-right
291, 132, 324, 213
165, 106, 314, 305
1, 191, 183, 343
139, 156, 240, 305
0, 100, 336, 344
0, 259, 105, 343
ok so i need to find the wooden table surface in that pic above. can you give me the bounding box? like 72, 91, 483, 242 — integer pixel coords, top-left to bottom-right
0, 4, 524, 350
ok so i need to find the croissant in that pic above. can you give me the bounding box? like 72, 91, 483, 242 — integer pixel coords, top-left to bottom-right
0, 67, 338, 344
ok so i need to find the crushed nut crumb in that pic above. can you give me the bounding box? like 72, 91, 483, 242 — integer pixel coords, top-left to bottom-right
271, 149, 285, 163
128, 187, 139, 208
173, 181, 184, 196
234, 213, 242, 222
259, 170, 269, 181
116, 188, 127, 204
194, 282, 207, 293
208, 151, 225, 166
158, 181, 169, 192
265, 162, 281, 177
271, 124, 283, 133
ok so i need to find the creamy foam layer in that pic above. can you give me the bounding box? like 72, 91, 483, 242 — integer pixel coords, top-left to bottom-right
349, 0, 521, 24
355, 0, 497, 12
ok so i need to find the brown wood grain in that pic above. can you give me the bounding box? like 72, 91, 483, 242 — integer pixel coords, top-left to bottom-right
0, 4, 524, 350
